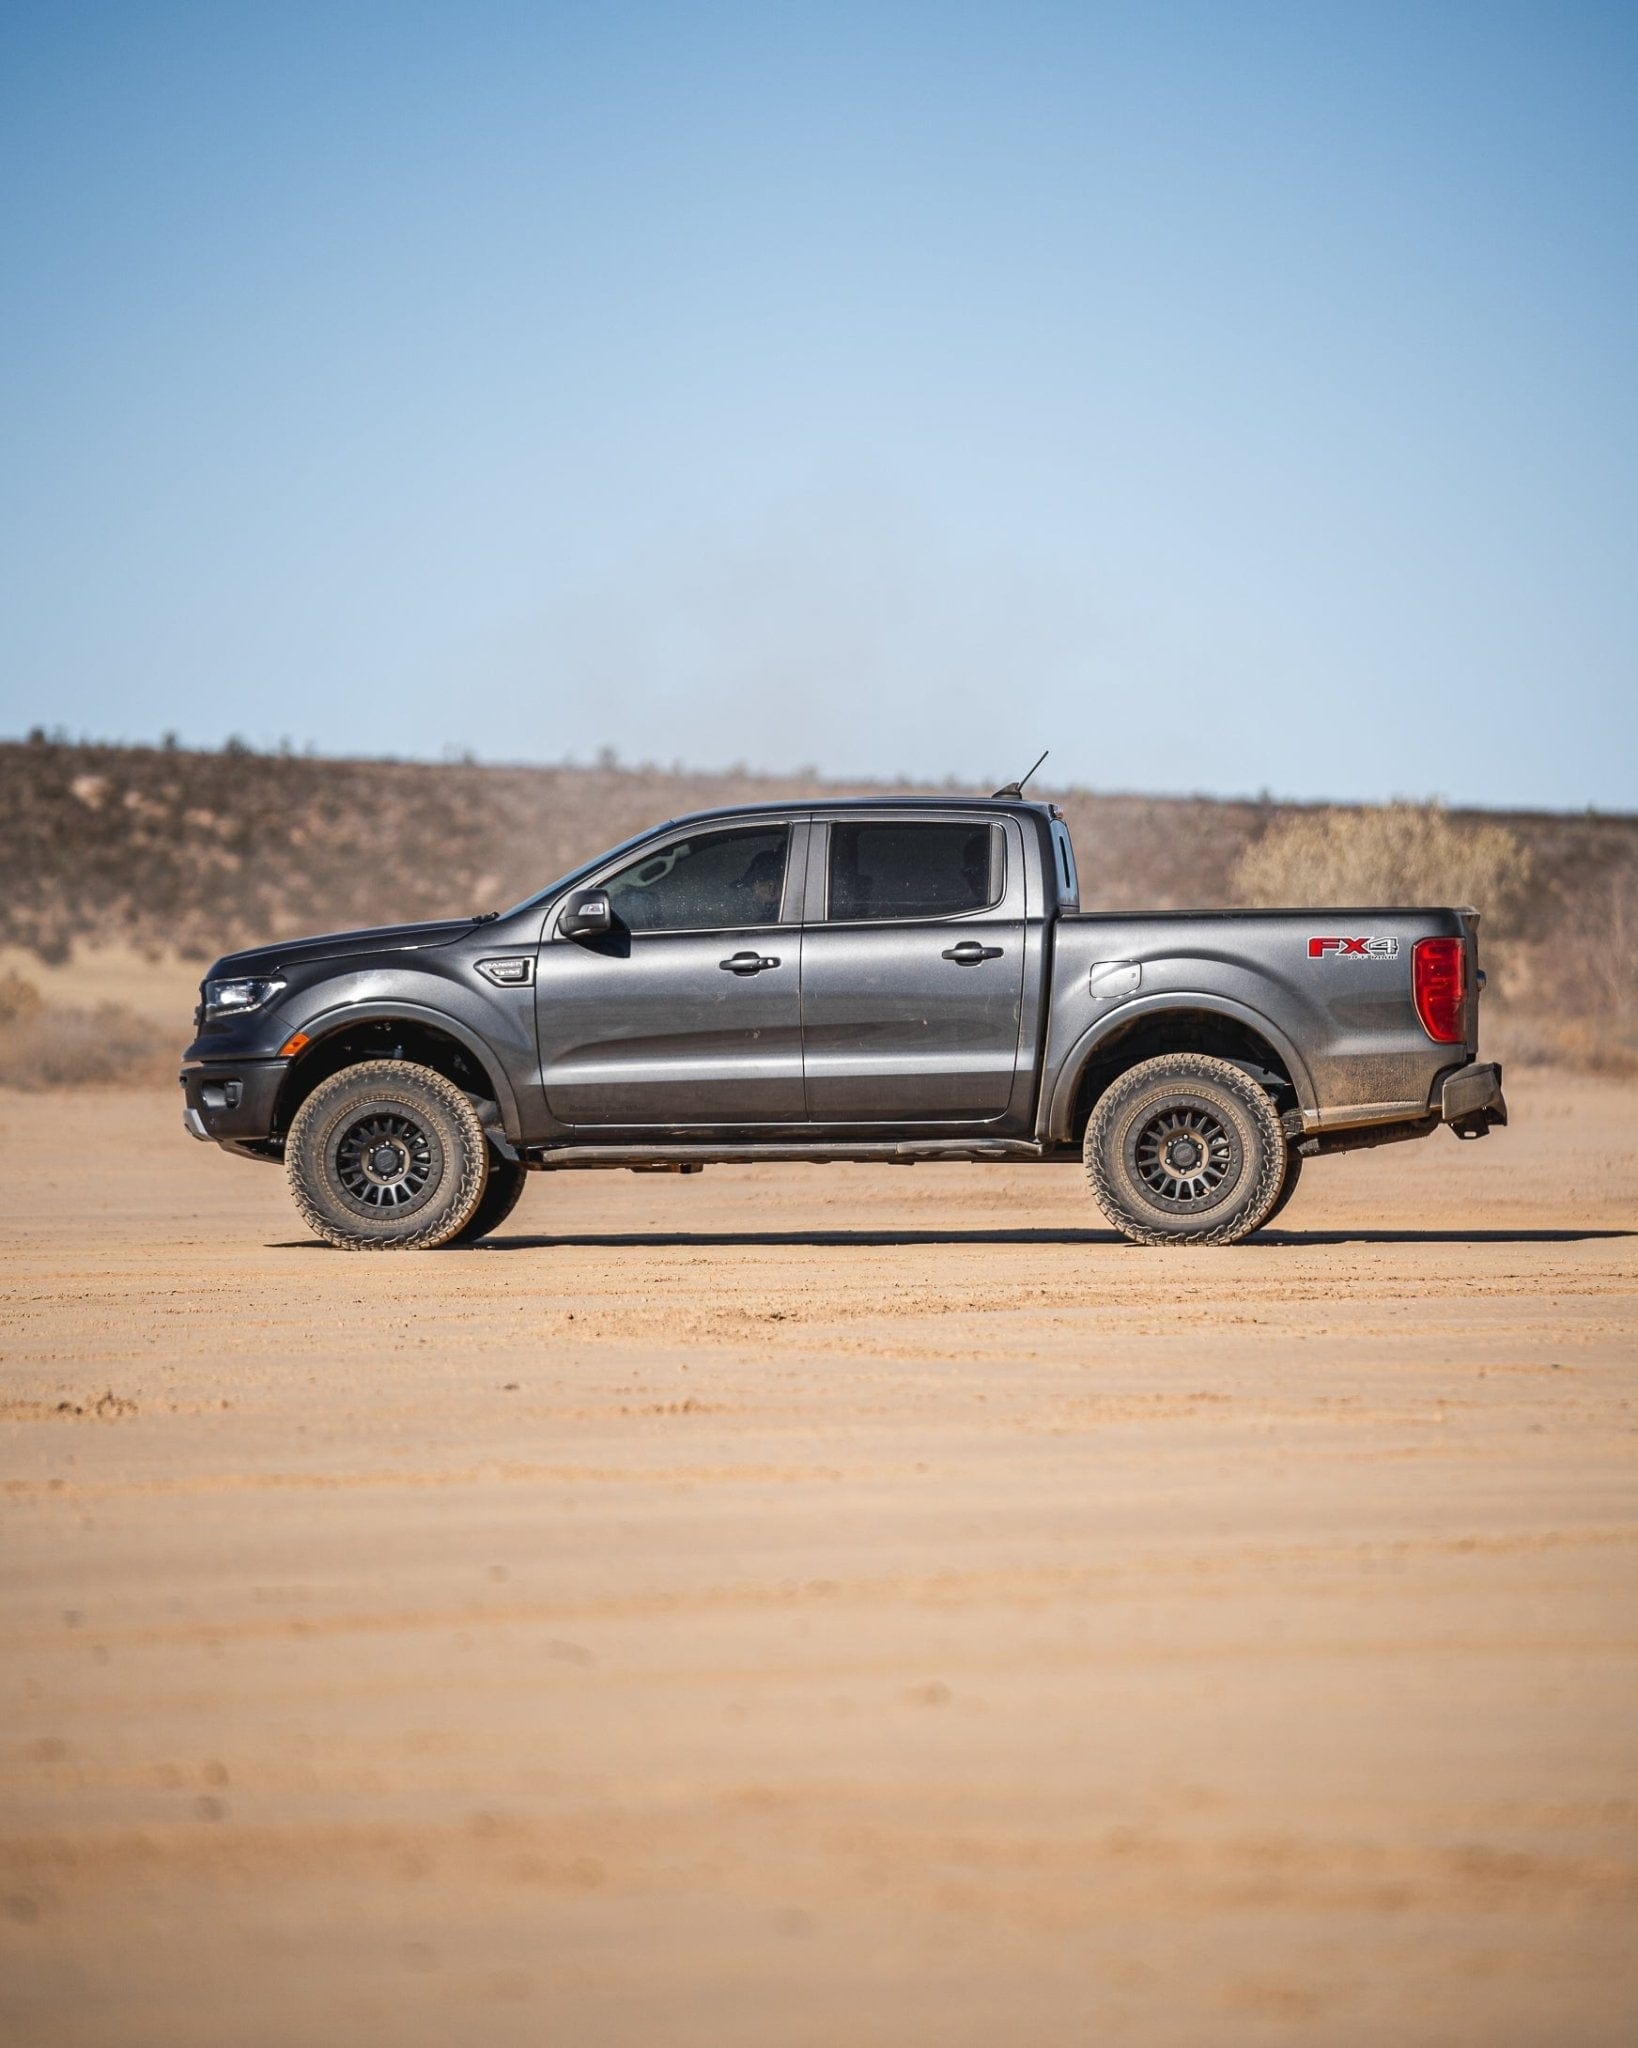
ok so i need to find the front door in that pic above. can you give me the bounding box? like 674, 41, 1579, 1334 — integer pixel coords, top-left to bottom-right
799, 814, 1027, 1122
536, 820, 805, 1127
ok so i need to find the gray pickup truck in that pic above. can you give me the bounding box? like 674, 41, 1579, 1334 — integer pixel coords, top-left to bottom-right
180, 795, 1505, 1248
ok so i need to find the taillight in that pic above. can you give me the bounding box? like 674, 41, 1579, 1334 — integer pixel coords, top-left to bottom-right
1413, 936, 1467, 1043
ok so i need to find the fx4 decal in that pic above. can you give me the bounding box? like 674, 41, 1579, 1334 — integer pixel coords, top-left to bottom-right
1308, 936, 1400, 959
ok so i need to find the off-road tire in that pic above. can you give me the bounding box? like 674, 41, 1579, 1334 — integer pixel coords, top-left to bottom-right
1085, 1053, 1286, 1247
1257, 1149, 1305, 1232
286, 1059, 489, 1251
449, 1151, 529, 1244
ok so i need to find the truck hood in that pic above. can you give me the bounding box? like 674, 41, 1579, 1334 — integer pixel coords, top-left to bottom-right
207, 917, 487, 981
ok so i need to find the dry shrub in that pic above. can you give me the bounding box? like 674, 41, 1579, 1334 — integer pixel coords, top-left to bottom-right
0, 970, 45, 1027
1236, 802, 1638, 1071
1234, 802, 1533, 920
0, 976, 174, 1088
1236, 800, 1535, 999
1503, 858, 1638, 1074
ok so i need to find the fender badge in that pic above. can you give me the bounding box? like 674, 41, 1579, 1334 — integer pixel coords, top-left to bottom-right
1308, 936, 1399, 959
476, 956, 535, 986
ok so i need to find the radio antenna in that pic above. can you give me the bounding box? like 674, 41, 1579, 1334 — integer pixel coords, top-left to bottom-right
991, 748, 1049, 800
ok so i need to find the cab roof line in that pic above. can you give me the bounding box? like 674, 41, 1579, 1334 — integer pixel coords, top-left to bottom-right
646, 794, 1056, 830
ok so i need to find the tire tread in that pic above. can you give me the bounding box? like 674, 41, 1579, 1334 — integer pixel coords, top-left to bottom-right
286, 1059, 488, 1251
449, 1151, 529, 1244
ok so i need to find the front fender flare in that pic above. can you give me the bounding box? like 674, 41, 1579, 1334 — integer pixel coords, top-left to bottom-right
1043, 991, 1318, 1144
283, 998, 524, 1141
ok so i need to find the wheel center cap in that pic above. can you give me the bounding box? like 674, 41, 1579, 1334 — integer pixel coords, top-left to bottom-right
370, 1143, 406, 1177
1168, 1138, 1202, 1171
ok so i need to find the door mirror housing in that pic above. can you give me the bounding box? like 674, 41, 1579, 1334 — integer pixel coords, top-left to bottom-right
558, 889, 613, 941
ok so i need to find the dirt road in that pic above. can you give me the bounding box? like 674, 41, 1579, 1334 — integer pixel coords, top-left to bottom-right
2, 1073, 1635, 2047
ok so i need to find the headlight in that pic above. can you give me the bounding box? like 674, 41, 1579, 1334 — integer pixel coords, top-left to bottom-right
203, 976, 286, 1021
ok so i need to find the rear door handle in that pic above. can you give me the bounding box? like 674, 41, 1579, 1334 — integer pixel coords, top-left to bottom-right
720, 951, 781, 974
942, 941, 1003, 964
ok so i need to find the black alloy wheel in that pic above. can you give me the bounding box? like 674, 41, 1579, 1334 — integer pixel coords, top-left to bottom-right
1128, 1101, 1241, 1212
332, 1110, 439, 1212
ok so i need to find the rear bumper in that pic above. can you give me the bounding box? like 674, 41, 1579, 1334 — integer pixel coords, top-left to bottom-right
1439, 1060, 1506, 1138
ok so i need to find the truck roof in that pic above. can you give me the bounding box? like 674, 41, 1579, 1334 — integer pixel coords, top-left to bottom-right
645, 794, 1057, 832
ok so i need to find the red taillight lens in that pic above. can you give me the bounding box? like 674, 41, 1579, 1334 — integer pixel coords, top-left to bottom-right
1413, 936, 1467, 1043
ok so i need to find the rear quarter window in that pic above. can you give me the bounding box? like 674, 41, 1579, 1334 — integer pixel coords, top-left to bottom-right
1051, 822, 1080, 909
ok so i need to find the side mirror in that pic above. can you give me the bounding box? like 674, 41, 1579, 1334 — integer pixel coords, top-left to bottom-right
557, 889, 613, 941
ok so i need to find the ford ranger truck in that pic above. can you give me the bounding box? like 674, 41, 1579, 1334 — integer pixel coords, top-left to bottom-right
179, 797, 1506, 1248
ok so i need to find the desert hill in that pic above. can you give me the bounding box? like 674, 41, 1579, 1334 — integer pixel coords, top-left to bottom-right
1, 735, 1632, 1074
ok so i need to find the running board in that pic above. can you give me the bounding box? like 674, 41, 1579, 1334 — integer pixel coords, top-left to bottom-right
531, 1138, 1046, 1170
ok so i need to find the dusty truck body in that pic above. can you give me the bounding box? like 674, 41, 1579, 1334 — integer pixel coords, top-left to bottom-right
179, 795, 1506, 1248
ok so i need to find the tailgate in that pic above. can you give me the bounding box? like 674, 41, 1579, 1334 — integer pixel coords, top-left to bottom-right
1454, 907, 1484, 1057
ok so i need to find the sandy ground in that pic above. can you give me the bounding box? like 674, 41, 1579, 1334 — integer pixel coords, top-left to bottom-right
1, 1071, 1634, 2048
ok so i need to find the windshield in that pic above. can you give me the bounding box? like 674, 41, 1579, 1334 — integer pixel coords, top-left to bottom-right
499, 818, 679, 919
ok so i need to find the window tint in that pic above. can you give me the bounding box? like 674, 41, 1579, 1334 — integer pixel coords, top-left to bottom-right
827, 821, 1003, 923
603, 826, 788, 933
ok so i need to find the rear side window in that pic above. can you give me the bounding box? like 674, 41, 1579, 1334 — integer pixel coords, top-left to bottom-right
827, 821, 1004, 923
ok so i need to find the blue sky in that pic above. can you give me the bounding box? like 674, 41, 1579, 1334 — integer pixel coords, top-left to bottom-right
1, 0, 1633, 807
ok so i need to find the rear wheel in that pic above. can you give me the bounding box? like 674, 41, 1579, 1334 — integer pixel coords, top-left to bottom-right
449, 1151, 529, 1243
1256, 1149, 1305, 1231
1085, 1053, 1286, 1247
286, 1059, 489, 1250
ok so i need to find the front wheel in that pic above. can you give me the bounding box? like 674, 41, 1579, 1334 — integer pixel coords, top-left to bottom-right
1084, 1053, 1286, 1247
286, 1059, 490, 1250
448, 1151, 529, 1244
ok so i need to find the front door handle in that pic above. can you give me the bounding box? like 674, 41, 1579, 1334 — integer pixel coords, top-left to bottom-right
941, 941, 1004, 965
720, 951, 781, 974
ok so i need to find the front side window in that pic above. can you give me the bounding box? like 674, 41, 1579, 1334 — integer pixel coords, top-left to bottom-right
827, 821, 1004, 923
601, 825, 789, 933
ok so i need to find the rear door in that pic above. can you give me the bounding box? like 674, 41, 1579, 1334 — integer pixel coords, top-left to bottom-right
799, 813, 1027, 1123
536, 819, 807, 1126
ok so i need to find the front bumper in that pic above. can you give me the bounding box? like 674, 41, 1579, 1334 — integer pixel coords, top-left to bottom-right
178, 1058, 289, 1156
1439, 1060, 1507, 1139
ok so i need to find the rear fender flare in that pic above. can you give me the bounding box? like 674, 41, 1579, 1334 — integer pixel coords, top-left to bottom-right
1044, 992, 1318, 1144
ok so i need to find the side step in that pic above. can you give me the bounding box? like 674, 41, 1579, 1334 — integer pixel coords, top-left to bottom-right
531, 1138, 1046, 1171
